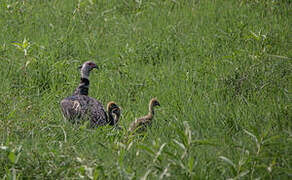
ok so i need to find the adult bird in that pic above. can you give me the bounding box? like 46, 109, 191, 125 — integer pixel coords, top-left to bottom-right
60, 61, 117, 128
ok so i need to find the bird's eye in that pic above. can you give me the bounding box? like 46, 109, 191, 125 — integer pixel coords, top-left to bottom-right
88, 62, 96, 68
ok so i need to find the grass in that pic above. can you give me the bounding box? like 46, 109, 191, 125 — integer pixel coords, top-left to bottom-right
0, 0, 291, 179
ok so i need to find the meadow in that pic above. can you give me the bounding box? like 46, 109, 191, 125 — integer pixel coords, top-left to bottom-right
0, 0, 291, 179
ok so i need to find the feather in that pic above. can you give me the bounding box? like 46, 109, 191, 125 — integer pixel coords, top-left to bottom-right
60, 61, 111, 128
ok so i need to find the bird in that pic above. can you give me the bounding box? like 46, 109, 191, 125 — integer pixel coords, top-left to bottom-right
60, 61, 117, 128
107, 101, 121, 126
128, 98, 160, 133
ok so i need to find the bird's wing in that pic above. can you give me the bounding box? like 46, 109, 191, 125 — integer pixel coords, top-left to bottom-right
60, 97, 82, 122
85, 97, 108, 128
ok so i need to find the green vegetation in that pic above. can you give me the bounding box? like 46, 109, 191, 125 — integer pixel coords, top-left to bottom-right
0, 0, 291, 179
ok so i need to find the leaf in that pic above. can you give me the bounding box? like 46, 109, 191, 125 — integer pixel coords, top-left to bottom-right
238, 170, 249, 178
7, 109, 16, 119
177, 128, 188, 148
25, 60, 31, 67
188, 156, 195, 173
173, 139, 185, 150
262, 135, 280, 145
23, 37, 29, 49
183, 121, 191, 146
141, 169, 151, 180
76, 157, 83, 163
219, 156, 235, 168
8, 151, 16, 164
79, 166, 85, 176
80, 121, 89, 130
93, 169, 99, 180
192, 139, 218, 146
153, 143, 167, 163
12, 42, 23, 49
164, 150, 178, 161
24, 49, 28, 56
139, 144, 155, 156
244, 129, 260, 153
0, 145, 8, 150
249, 31, 260, 41
159, 164, 170, 179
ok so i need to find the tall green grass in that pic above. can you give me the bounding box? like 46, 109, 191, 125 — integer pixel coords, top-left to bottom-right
0, 0, 291, 179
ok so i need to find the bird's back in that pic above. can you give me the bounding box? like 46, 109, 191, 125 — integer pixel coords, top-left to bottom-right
61, 95, 108, 127
129, 115, 152, 132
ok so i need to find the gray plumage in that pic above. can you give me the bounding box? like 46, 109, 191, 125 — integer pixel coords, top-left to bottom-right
61, 95, 109, 127
60, 61, 112, 128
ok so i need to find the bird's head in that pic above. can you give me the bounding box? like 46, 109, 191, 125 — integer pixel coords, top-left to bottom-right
78, 61, 98, 78
150, 98, 160, 107
107, 101, 121, 125
107, 101, 120, 112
